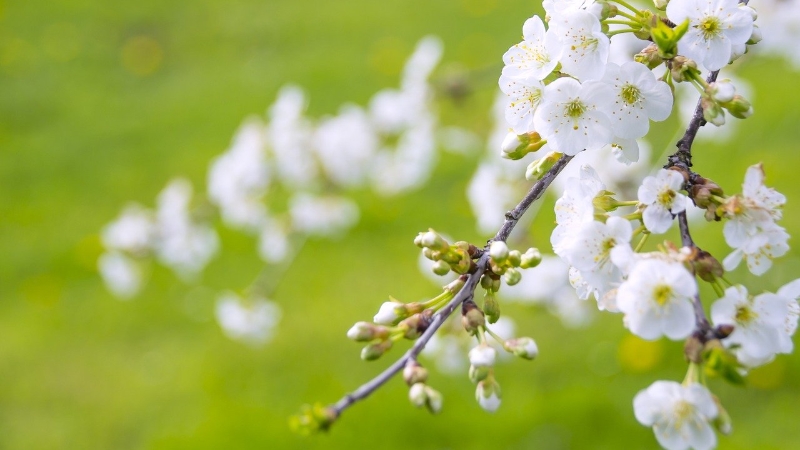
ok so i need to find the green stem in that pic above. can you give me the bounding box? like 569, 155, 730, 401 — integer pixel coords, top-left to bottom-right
605, 19, 640, 27
607, 29, 636, 37
634, 233, 650, 252
484, 326, 506, 346
613, 0, 642, 15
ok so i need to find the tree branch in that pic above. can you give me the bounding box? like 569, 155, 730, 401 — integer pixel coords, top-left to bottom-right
328, 154, 573, 419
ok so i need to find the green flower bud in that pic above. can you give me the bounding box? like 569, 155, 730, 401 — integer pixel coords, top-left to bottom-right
520, 248, 542, 269
701, 96, 726, 127
525, 151, 562, 180
504, 268, 522, 286
289, 403, 337, 435
421, 229, 448, 251
483, 292, 500, 324
722, 94, 753, 119
475, 376, 501, 413
507, 250, 522, 267
669, 56, 698, 83
469, 364, 490, 384
462, 302, 485, 334
432, 259, 451, 276
501, 131, 546, 160
361, 339, 393, 361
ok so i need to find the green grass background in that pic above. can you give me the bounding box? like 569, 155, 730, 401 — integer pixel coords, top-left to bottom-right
2, 0, 800, 448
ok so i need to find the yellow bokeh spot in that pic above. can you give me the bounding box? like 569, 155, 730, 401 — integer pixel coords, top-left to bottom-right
618, 334, 664, 372
460, 0, 497, 17
20, 274, 63, 307
121, 35, 164, 77
748, 358, 785, 390
369, 37, 408, 77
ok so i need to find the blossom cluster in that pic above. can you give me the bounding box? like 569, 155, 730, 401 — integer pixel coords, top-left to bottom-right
99, 37, 449, 345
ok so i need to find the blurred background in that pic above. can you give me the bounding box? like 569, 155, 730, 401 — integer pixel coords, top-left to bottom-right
2, 0, 800, 448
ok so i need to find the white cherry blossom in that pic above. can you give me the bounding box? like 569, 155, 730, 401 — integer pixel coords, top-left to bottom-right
551, 165, 607, 255
666, 0, 754, 71
633, 381, 718, 450
638, 169, 688, 234
543, 0, 603, 19
711, 283, 800, 367
617, 259, 697, 340
548, 10, 610, 81
98, 252, 143, 299
215, 292, 282, 346
101, 204, 155, 255
502, 15, 562, 82
563, 216, 632, 299
534, 77, 614, 155
598, 62, 673, 139
722, 164, 788, 275
499, 74, 545, 134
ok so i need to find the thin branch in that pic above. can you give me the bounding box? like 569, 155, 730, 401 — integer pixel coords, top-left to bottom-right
328, 154, 573, 418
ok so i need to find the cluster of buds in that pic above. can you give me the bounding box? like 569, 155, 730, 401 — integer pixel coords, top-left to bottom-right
487, 241, 541, 286
415, 229, 478, 275
404, 360, 443, 414
461, 305, 540, 413
348, 276, 466, 361
288, 403, 337, 436
700, 79, 753, 126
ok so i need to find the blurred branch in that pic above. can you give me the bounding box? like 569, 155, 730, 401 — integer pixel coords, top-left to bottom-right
329, 154, 573, 419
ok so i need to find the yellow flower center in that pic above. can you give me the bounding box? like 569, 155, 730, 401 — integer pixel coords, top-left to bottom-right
653, 284, 673, 306
621, 83, 641, 105
699, 16, 722, 40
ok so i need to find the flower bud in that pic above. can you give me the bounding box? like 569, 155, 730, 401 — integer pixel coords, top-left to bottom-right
373, 300, 404, 325
525, 151, 562, 180
501, 131, 545, 160
446, 276, 467, 294
722, 95, 753, 119
424, 386, 443, 414
347, 321, 389, 341
715, 324, 735, 339
403, 361, 429, 386
462, 302, 485, 334
469, 344, 497, 367
652, 0, 668, 9
483, 292, 500, 324
520, 248, 542, 269
701, 97, 726, 127
739, 3, 757, 20
469, 364, 490, 383
707, 80, 735, 103
693, 250, 724, 283
408, 382, 428, 408
480, 274, 495, 291
400, 310, 434, 339
421, 229, 448, 251
431, 259, 451, 276
489, 241, 509, 264
475, 377, 501, 413
669, 56, 698, 83
504, 337, 539, 360
634, 43, 664, 70
504, 268, 522, 286
507, 250, 522, 267
361, 339, 393, 361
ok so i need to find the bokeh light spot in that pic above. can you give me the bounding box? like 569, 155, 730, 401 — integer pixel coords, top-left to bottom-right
121, 35, 163, 77
618, 334, 663, 372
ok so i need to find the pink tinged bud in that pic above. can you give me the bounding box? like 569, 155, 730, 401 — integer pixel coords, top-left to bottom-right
505, 337, 539, 360
468, 344, 497, 367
